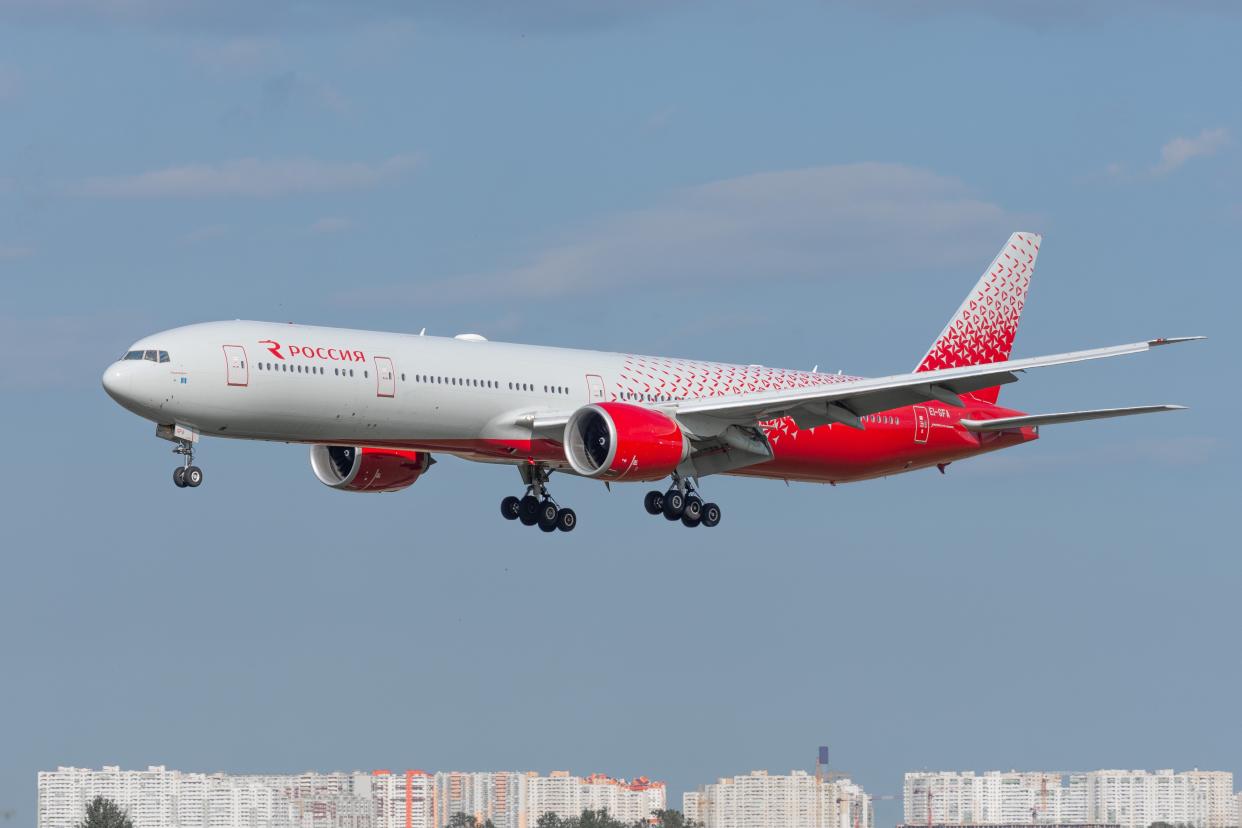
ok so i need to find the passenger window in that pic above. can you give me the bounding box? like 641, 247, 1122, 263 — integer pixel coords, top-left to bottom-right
349, 369, 354, 377
401, 374, 406, 381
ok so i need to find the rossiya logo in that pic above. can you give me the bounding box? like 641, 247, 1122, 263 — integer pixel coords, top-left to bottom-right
258, 339, 365, 362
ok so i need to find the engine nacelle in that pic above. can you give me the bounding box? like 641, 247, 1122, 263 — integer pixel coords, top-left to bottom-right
309, 445, 433, 492
564, 403, 689, 482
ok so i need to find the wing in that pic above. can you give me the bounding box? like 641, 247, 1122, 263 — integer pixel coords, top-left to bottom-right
960, 405, 1185, 432
668, 336, 1203, 436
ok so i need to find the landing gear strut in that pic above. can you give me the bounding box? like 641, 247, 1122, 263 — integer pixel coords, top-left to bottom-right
500, 464, 576, 532
171, 438, 203, 489
643, 473, 720, 528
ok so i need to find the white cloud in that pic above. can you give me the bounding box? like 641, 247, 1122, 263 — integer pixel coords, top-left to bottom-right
0, 244, 35, 260
180, 225, 230, 244
188, 36, 283, 73
0, 67, 19, 102
310, 216, 353, 234
1154, 127, 1229, 174
345, 162, 1029, 308
75, 154, 419, 198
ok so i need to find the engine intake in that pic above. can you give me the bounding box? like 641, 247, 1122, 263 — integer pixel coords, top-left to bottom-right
564, 403, 689, 482
309, 445, 433, 492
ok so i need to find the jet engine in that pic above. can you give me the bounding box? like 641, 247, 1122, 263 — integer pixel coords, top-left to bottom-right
309, 445, 433, 492
564, 402, 690, 482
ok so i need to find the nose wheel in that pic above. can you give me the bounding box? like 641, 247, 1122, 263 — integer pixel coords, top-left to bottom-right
171, 438, 203, 489
643, 475, 720, 528
500, 465, 576, 532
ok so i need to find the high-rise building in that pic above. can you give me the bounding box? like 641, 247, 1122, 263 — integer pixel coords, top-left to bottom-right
522, 771, 665, 825
370, 771, 434, 828
433, 772, 521, 828
37, 766, 373, 828
902, 770, 1238, 828
36, 766, 666, 828
683, 769, 872, 828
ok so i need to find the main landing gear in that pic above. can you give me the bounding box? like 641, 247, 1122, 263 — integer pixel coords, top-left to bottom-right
643, 474, 721, 528
500, 464, 576, 533
171, 437, 203, 489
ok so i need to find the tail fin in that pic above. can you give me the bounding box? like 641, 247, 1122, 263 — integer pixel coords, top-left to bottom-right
914, 231, 1040, 404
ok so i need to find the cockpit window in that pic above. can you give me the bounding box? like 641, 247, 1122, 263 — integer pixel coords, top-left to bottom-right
124, 350, 143, 360
143, 350, 157, 362
158, 351, 170, 363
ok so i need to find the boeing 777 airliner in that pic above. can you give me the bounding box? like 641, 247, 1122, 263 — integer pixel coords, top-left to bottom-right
103, 233, 1201, 532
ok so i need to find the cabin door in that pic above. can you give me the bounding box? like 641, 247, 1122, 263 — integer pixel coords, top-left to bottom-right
223, 345, 249, 387
375, 356, 396, 398
913, 405, 930, 444
586, 374, 606, 403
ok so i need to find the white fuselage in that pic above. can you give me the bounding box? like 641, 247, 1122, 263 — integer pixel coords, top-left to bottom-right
102, 320, 846, 464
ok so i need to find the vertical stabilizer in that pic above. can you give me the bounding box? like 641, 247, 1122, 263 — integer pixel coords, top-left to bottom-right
915, 232, 1040, 403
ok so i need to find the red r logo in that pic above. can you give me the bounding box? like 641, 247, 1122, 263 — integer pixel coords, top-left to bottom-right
259, 339, 284, 360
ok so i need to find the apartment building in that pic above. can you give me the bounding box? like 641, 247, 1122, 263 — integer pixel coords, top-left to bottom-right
37, 766, 372, 828
682, 769, 872, 828
522, 771, 665, 825
36, 766, 665, 828
902, 770, 1238, 828
433, 772, 521, 828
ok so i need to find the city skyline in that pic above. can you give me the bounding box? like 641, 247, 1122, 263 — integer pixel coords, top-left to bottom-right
37, 763, 1242, 828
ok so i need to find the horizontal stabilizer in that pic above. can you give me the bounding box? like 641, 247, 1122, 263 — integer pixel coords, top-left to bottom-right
960, 405, 1186, 432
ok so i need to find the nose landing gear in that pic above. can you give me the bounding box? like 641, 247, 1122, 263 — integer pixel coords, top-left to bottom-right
171, 437, 203, 489
643, 474, 720, 528
500, 464, 576, 532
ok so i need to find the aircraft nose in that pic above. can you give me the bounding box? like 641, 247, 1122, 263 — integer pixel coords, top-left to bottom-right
102, 362, 140, 405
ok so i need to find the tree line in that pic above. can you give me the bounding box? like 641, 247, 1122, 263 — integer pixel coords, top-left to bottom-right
75, 796, 701, 828
456, 811, 699, 828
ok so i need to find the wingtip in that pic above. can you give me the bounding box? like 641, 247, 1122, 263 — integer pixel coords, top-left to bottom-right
1148, 335, 1207, 346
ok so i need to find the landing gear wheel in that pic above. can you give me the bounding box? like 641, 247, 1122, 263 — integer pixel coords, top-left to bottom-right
184, 466, 203, 487
556, 507, 577, 532
681, 511, 702, 528
701, 502, 722, 527
173, 467, 188, 488
662, 489, 685, 520
537, 500, 560, 532
643, 490, 664, 515
519, 495, 540, 526
683, 497, 703, 523
500, 495, 521, 520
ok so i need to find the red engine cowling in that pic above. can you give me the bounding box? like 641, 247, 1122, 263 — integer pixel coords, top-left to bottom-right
564, 403, 689, 482
309, 445, 433, 492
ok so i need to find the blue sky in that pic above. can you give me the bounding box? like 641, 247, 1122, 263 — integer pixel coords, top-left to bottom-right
1, 2, 1238, 824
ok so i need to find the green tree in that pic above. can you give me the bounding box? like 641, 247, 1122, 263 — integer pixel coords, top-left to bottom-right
537, 814, 568, 828
577, 810, 621, 828
649, 809, 701, 828
447, 815, 496, 828
76, 797, 132, 828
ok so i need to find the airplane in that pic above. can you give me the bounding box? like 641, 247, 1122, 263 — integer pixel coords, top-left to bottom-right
102, 232, 1202, 532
